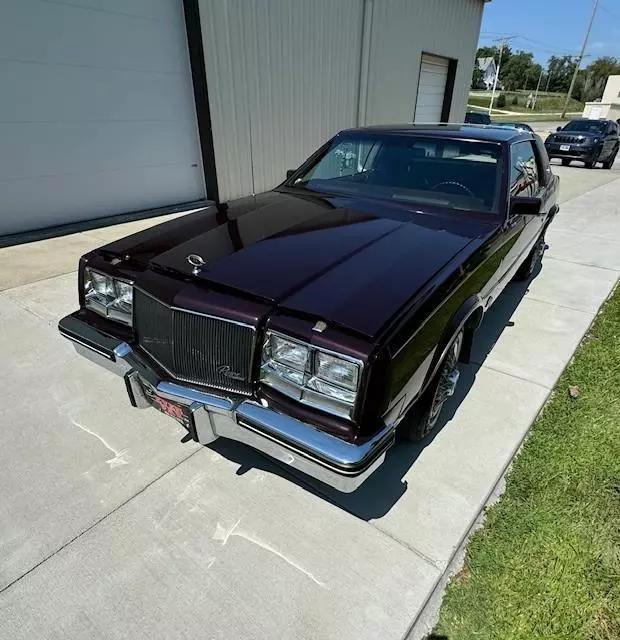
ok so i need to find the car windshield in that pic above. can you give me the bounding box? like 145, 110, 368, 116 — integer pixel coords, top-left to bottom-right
289, 134, 503, 214
562, 120, 606, 134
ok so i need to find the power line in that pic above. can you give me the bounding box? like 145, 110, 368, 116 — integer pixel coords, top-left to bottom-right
599, 2, 620, 21
478, 33, 582, 58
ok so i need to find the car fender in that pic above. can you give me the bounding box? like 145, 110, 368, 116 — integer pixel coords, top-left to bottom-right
424, 296, 483, 391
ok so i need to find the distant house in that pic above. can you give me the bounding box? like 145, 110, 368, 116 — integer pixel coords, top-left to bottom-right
477, 56, 497, 90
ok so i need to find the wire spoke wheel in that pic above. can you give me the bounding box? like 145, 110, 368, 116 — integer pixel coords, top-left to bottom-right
423, 333, 463, 435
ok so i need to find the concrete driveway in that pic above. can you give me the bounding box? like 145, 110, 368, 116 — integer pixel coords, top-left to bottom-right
1, 162, 618, 639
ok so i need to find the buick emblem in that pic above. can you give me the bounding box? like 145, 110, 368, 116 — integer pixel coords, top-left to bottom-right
186, 253, 206, 274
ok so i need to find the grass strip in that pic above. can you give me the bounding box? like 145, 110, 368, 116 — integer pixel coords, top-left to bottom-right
433, 286, 620, 640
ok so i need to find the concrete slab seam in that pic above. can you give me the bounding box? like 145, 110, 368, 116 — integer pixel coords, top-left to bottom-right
0, 447, 204, 597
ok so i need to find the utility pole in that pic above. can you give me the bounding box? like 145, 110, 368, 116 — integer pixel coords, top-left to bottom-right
561, 0, 599, 118
532, 67, 544, 110
489, 36, 516, 115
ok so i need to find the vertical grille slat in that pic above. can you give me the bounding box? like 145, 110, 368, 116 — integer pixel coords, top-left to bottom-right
134, 289, 255, 395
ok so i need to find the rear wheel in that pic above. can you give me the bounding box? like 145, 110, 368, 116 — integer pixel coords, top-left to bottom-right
561, 159, 571, 166
398, 332, 463, 442
514, 233, 546, 281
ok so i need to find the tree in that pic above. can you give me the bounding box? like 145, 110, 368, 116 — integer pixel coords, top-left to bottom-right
500, 50, 541, 91
580, 57, 620, 102
546, 56, 578, 93
471, 66, 484, 89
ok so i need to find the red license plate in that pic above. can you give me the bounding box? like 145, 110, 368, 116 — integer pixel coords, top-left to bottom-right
142, 382, 194, 432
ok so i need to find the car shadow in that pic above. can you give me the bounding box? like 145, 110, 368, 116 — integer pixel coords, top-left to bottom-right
204, 262, 542, 518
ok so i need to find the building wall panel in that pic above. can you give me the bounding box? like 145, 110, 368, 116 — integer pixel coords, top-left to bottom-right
200, 0, 485, 202
199, 0, 363, 201
364, 0, 484, 124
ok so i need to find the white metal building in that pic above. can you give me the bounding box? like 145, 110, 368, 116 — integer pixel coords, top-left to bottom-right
582, 75, 620, 122
1, 0, 487, 237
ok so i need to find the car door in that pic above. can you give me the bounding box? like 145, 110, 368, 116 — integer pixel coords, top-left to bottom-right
500, 140, 542, 271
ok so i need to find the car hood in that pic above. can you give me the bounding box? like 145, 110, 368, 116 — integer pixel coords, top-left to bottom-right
552, 130, 602, 141
101, 191, 491, 337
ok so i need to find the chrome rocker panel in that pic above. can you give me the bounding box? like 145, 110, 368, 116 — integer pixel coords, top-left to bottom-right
58, 313, 393, 492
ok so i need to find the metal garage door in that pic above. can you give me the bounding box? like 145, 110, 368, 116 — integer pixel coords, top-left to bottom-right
0, 0, 206, 236
414, 54, 450, 123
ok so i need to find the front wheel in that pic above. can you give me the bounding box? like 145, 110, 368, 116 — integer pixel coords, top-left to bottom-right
561, 159, 571, 167
398, 332, 463, 442
514, 233, 546, 281
602, 148, 618, 170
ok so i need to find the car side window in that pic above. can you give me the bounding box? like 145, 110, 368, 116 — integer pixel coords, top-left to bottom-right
510, 141, 539, 198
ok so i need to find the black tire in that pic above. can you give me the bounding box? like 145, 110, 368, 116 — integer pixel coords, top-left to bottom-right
584, 160, 595, 169
513, 233, 546, 281
561, 159, 571, 166
398, 332, 463, 442
602, 148, 618, 170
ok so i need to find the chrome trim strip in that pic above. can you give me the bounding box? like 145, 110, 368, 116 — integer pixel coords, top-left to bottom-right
236, 402, 394, 471
59, 330, 114, 360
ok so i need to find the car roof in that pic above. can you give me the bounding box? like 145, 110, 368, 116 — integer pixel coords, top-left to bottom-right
341, 123, 529, 143
567, 118, 612, 124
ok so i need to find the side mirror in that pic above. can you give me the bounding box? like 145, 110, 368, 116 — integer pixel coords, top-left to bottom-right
510, 196, 543, 217
286, 169, 296, 179
556, 126, 562, 132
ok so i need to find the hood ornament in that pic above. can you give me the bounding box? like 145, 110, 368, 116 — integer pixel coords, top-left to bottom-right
187, 254, 206, 275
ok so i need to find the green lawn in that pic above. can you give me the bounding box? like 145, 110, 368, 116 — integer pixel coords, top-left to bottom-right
432, 286, 620, 640
469, 91, 584, 115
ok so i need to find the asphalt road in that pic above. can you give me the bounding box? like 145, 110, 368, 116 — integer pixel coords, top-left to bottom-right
0, 157, 618, 639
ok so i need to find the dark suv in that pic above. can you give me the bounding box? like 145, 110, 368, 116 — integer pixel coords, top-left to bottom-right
545, 119, 619, 169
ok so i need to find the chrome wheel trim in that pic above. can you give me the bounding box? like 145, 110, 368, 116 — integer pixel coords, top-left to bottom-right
424, 333, 463, 435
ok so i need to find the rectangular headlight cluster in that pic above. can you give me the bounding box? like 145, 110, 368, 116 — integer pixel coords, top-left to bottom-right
261, 330, 362, 419
84, 268, 133, 326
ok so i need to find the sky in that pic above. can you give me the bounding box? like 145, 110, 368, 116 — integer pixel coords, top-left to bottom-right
479, 0, 620, 65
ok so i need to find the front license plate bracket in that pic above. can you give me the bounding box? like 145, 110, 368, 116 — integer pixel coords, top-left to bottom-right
139, 379, 199, 441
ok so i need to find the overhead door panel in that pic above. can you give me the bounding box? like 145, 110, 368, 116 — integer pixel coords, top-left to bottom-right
414, 54, 449, 123
0, 0, 205, 236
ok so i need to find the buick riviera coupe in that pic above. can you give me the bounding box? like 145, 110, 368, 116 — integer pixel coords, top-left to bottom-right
59, 125, 558, 492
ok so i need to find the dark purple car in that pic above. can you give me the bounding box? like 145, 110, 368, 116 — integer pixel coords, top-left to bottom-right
59, 124, 559, 492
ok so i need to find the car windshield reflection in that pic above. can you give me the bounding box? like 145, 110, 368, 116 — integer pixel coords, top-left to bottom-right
290, 135, 503, 214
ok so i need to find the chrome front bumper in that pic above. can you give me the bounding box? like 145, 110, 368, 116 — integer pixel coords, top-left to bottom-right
58, 313, 393, 492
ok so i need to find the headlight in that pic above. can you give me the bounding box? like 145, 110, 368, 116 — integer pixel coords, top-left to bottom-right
261, 330, 362, 419
84, 268, 133, 326
592, 137, 600, 144
314, 351, 359, 390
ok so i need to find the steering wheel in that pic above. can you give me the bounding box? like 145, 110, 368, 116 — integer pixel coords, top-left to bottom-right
430, 181, 475, 198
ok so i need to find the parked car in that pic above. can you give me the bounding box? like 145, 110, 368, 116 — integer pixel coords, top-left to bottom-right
545, 118, 619, 169
59, 125, 559, 492
494, 122, 534, 132
464, 111, 491, 125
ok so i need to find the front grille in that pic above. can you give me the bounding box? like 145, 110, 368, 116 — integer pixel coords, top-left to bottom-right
134, 289, 256, 395
555, 135, 585, 144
